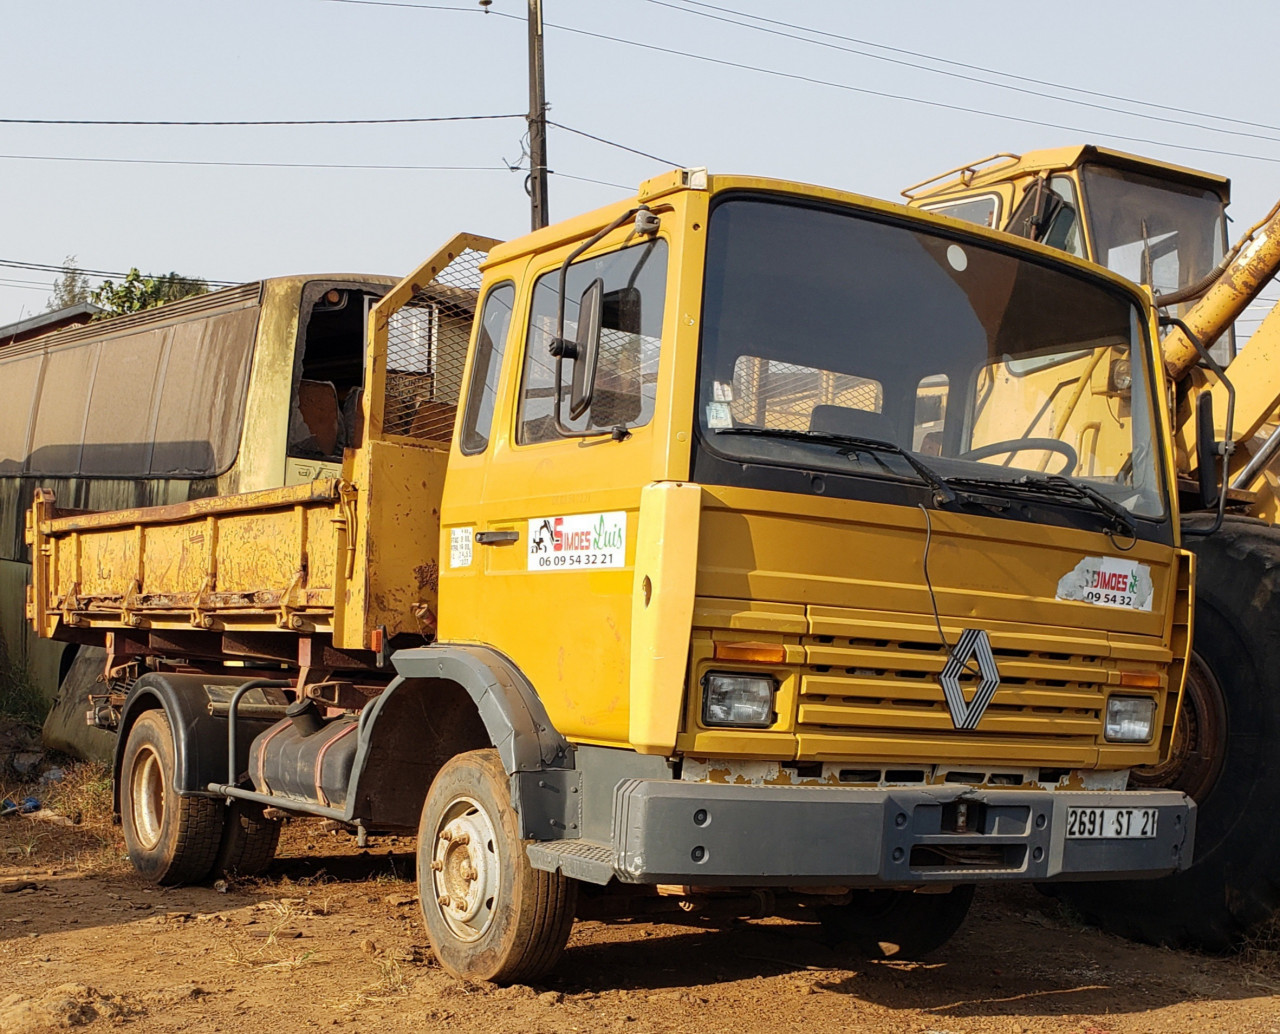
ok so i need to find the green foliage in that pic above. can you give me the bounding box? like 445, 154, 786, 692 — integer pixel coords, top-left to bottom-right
45, 255, 92, 312
91, 268, 209, 316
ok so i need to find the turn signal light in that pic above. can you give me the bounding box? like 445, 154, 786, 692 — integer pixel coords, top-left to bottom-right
713, 642, 786, 664
1118, 670, 1162, 689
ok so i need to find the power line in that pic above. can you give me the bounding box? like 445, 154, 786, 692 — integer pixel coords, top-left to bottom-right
0, 150, 633, 191
316, 0, 1280, 167
665, 0, 1280, 138
512, 14, 1280, 169
646, 0, 1280, 146
549, 170, 632, 190
0, 258, 239, 287
0, 276, 55, 287
0, 153, 515, 173
0, 113, 523, 127
317, 0, 476, 10
547, 122, 682, 167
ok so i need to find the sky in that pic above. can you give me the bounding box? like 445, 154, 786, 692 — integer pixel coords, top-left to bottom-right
3, 0, 1280, 333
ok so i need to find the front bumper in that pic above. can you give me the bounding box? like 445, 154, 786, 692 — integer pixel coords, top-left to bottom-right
603, 780, 1194, 886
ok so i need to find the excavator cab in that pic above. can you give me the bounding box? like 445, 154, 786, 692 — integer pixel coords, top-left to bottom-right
904, 146, 1234, 360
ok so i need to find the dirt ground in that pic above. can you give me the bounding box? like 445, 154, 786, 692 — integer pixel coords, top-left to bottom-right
1, 768, 1279, 1034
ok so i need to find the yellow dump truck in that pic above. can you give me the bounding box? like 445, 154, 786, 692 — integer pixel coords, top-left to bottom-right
905, 145, 1280, 950
29, 170, 1198, 982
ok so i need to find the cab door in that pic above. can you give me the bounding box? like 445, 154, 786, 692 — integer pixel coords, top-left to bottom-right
441, 232, 673, 748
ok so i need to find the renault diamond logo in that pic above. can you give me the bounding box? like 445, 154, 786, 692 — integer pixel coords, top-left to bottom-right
940, 628, 1001, 730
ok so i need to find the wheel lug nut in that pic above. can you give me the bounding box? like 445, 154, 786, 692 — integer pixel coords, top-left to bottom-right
439, 830, 453, 842
453, 833, 470, 846
437, 894, 450, 907
431, 860, 443, 871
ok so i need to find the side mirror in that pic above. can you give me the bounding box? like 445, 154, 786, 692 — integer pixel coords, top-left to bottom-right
568, 278, 604, 421
1195, 392, 1220, 509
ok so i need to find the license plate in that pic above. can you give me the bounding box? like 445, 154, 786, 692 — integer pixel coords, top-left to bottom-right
1066, 806, 1158, 839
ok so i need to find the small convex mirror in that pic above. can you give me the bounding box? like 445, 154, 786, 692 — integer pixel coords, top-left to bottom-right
569, 277, 604, 421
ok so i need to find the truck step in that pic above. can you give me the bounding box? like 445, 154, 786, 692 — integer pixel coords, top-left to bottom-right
526, 839, 615, 885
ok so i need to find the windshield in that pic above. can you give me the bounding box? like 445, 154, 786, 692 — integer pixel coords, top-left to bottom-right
696, 195, 1166, 522
1080, 164, 1226, 296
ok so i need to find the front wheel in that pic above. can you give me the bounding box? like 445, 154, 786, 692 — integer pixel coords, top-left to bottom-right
819, 885, 974, 960
119, 709, 225, 885
417, 749, 577, 984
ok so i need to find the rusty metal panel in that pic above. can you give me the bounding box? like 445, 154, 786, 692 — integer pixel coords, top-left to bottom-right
215, 507, 305, 592
336, 440, 445, 651
306, 505, 337, 592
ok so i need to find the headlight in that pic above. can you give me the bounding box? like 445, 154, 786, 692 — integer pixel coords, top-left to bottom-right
701, 673, 776, 728
1104, 695, 1156, 742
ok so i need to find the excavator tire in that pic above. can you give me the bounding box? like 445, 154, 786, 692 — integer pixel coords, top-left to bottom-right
1055, 516, 1280, 950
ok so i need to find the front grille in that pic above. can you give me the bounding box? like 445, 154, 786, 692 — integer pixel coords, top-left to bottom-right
794, 632, 1108, 745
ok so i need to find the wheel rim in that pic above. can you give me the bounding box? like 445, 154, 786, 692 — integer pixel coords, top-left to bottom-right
130, 744, 166, 850
429, 795, 501, 942
1129, 650, 1227, 802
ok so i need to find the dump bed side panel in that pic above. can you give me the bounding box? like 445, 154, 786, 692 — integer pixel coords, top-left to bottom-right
26, 480, 350, 638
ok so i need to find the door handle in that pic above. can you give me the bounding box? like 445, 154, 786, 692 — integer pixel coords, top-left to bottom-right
475, 530, 519, 545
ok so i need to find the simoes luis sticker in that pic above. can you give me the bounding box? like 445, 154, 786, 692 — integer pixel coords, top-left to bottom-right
1056, 556, 1153, 612
527, 512, 626, 571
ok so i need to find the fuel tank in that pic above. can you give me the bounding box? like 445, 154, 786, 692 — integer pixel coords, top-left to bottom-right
248, 699, 358, 810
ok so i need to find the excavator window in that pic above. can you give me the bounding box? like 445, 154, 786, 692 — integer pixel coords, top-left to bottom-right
922, 194, 1001, 229
1005, 176, 1084, 258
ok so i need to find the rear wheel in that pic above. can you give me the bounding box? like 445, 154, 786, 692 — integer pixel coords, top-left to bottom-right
819, 886, 974, 960
417, 749, 577, 984
119, 709, 225, 885
213, 801, 281, 878
1055, 519, 1280, 949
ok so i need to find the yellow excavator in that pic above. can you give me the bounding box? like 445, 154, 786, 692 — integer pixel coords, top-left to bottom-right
907, 145, 1280, 948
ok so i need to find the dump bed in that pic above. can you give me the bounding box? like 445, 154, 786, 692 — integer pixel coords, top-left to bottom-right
26, 442, 450, 657
27, 479, 357, 638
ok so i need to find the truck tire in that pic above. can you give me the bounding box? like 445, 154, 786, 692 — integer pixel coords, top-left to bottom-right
417, 749, 577, 984
1055, 519, 1280, 949
213, 801, 281, 878
819, 886, 974, 959
120, 709, 225, 885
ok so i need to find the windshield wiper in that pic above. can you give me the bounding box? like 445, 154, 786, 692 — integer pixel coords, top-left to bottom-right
714, 427, 958, 505
945, 472, 1137, 538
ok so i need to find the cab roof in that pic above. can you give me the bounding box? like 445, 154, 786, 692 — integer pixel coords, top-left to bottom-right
903, 144, 1230, 205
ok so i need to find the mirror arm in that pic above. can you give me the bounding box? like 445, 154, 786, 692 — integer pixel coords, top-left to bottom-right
550, 203, 654, 439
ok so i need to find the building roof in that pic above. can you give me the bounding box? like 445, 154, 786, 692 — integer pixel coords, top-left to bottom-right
0, 302, 105, 347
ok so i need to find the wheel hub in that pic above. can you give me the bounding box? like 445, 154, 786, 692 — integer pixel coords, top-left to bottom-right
430, 797, 500, 941
130, 744, 165, 850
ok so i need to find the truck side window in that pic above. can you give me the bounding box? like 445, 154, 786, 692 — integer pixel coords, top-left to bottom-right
518, 239, 668, 444
459, 282, 516, 454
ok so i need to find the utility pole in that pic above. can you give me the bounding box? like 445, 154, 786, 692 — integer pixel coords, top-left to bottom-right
527, 0, 549, 230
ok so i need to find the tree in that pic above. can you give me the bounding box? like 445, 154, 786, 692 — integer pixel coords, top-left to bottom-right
45, 256, 92, 311
90, 268, 209, 316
